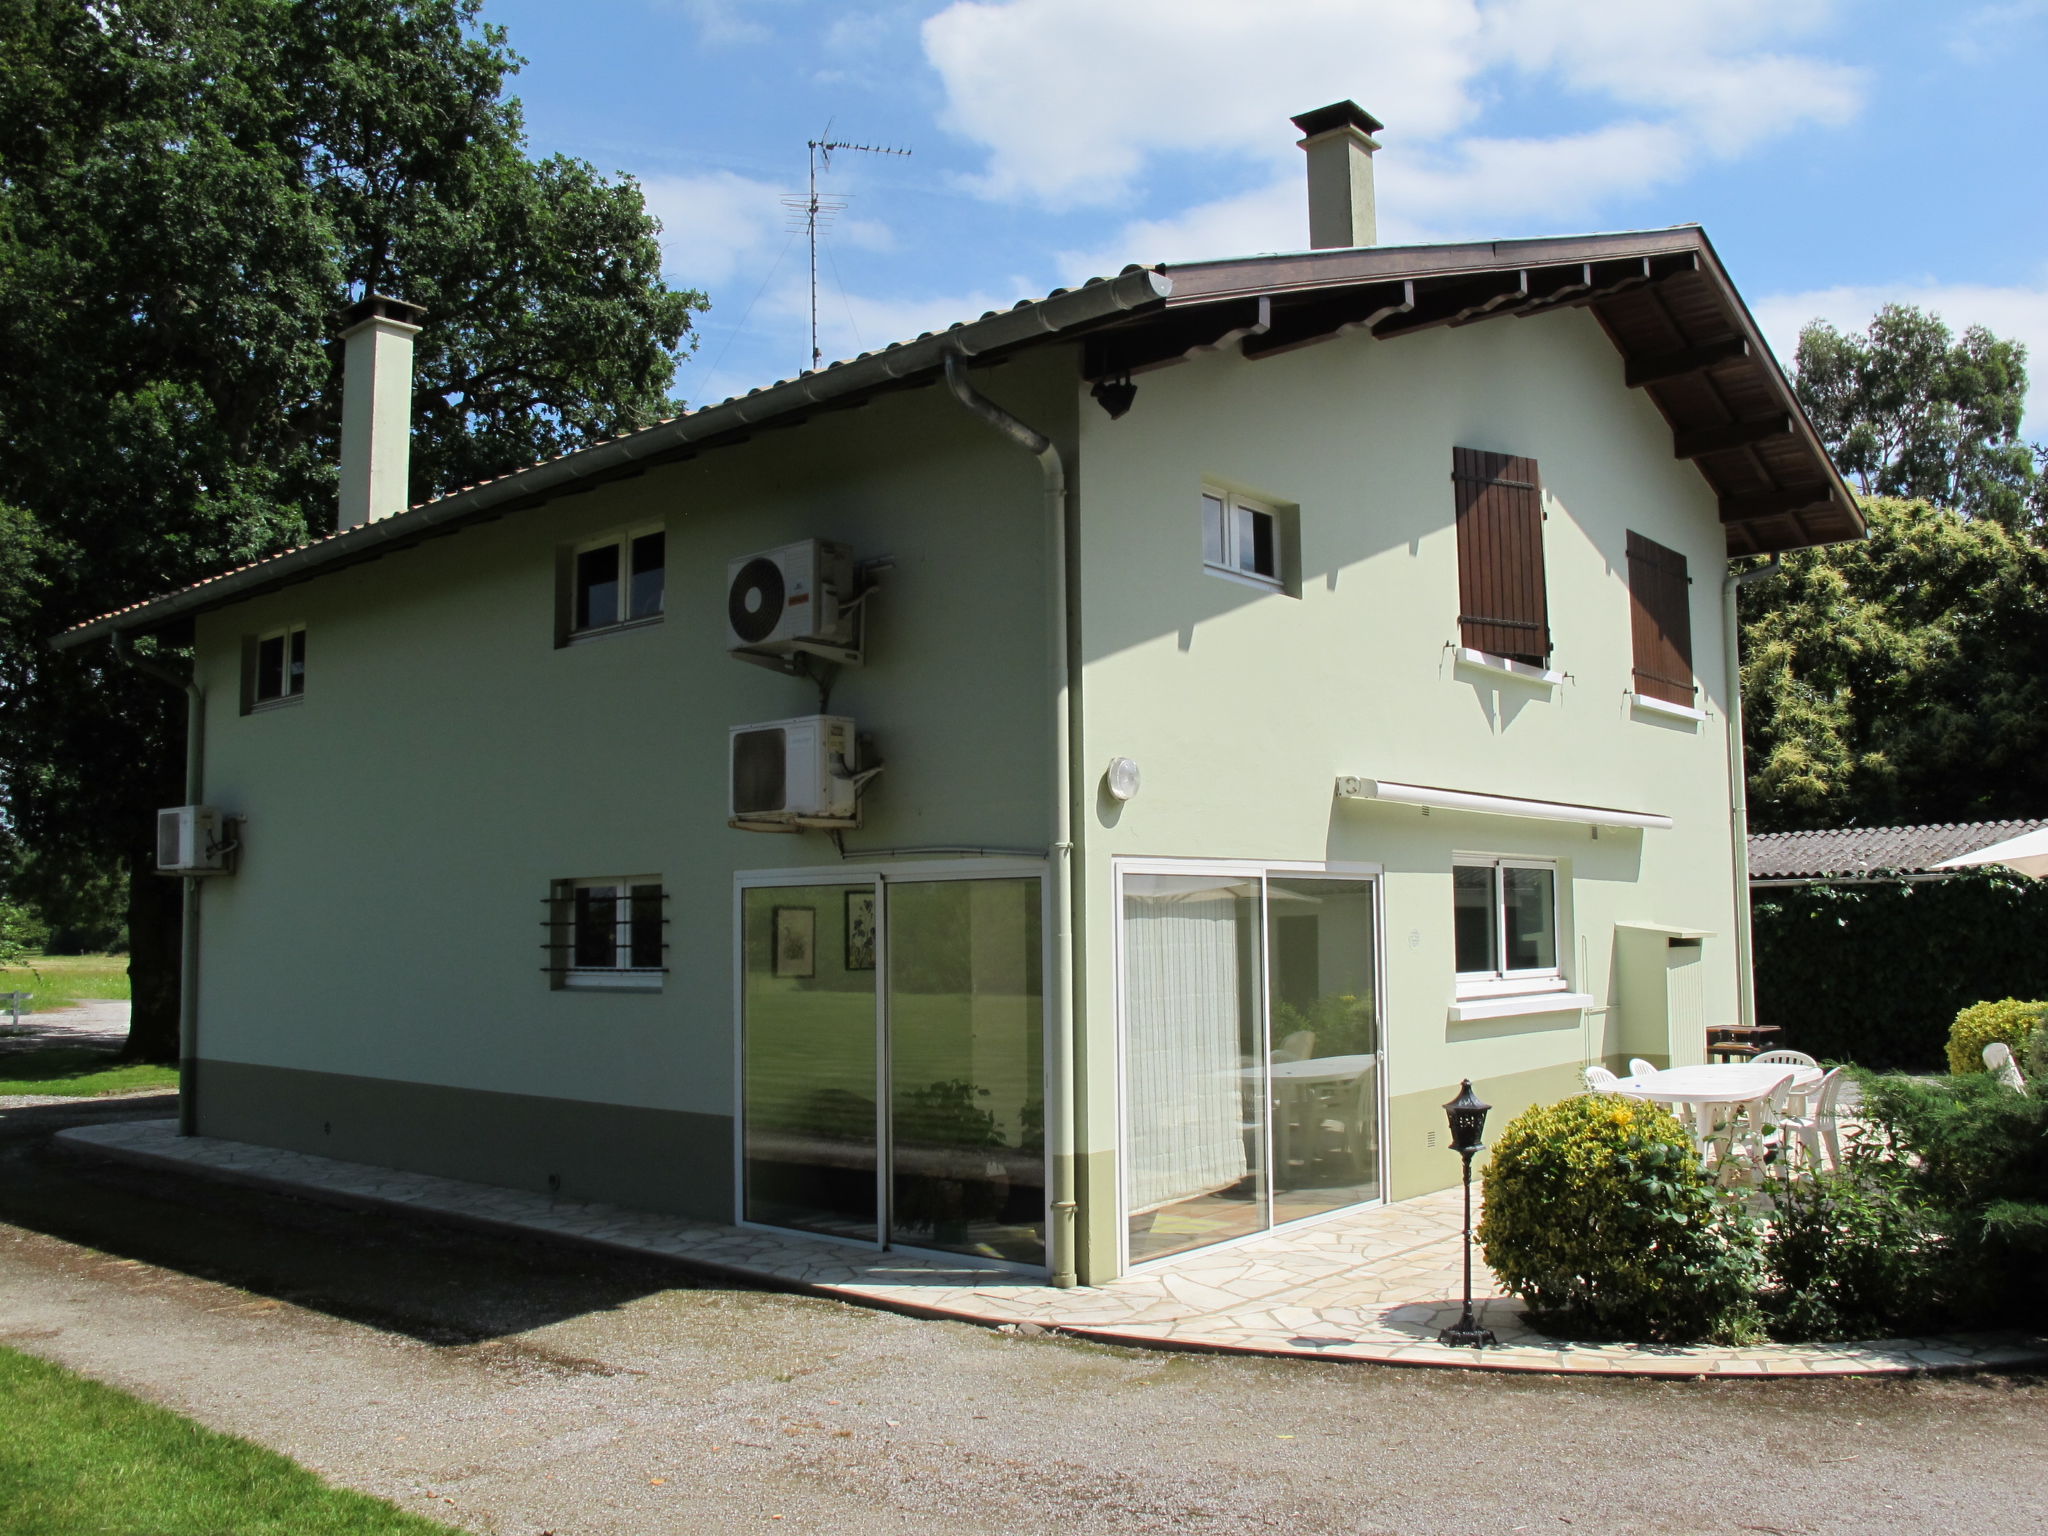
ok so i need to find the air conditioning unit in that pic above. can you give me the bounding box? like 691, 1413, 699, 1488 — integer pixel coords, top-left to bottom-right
729, 715, 871, 831
155, 805, 232, 875
725, 539, 862, 671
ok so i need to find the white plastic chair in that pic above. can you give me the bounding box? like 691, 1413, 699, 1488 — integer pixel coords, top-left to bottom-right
1708, 1074, 1793, 1184
1984, 1041, 2029, 1095
1582, 1065, 1622, 1094
1627, 1057, 1659, 1079
1778, 1066, 1851, 1171
1753, 1048, 1819, 1070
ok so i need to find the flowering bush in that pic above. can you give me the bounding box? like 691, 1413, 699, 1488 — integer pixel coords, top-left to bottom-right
1478, 1094, 1761, 1343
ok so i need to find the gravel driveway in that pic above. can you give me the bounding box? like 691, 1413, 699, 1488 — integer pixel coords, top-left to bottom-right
1, 1095, 2042, 1536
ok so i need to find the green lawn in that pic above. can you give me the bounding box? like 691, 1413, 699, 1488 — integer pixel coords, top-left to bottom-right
0, 1047, 177, 1099
0, 1344, 456, 1536
0, 955, 131, 1013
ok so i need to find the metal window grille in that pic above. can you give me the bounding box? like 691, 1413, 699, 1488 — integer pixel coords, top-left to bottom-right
541, 881, 672, 987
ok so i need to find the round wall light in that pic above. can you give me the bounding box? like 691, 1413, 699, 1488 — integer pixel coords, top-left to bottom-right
1105, 757, 1142, 802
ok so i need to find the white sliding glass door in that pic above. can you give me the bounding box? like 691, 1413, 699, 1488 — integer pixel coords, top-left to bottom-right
1120, 866, 1382, 1266
740, 868, 1046, 1267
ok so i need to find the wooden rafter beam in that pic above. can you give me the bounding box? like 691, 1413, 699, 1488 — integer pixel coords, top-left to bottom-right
1626, 335, 1750, 388
1083, 297, 1270, 380
1241, 281, 1413, 360
1719, 486, 1835, 524
1375, 270, 1529, 339
1674, 413, 1794, 459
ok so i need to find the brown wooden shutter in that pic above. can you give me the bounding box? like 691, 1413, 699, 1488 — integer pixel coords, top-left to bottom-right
1453, 448, 1550, 665
1626, 530, 1694, 705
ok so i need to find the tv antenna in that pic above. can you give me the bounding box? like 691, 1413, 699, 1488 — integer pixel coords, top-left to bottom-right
783, 129, 910, 372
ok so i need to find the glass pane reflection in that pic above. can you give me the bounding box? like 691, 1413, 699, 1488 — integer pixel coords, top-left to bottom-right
742, 884, 878, 1243
1266, 877, 1380, 1222
887, 879, 1044, 1265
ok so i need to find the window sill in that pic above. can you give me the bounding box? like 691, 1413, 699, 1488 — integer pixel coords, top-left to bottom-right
564, 615, 664, 647
1448, 991, 1594, 1023
560, 969, 665, 992
1629, 692, 1707, 724
1202, 562, 1290, 596
1454, 647, 1563, 690
247, 694, 304, 714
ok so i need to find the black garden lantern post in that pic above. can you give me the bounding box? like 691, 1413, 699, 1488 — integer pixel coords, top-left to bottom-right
1439, 1079, 1498, 1348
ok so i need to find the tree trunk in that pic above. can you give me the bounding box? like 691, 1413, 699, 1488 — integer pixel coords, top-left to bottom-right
122, 854, 182, 1064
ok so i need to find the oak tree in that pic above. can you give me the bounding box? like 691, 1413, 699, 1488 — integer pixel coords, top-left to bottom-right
0, 0, 706, 1059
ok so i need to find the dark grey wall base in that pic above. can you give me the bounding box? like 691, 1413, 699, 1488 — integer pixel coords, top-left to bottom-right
196, 1060, 734, 1222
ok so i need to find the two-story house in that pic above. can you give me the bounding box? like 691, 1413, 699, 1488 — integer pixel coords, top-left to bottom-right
57, 103, 1861, 1288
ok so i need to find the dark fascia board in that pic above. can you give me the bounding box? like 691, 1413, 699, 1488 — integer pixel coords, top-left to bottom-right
1155, 227, 1861, 551
52, 267, 1175, 650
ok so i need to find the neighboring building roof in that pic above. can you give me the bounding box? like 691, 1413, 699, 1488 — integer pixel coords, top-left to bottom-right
1748, 820, 2048, 881
53, 224, 1862, 653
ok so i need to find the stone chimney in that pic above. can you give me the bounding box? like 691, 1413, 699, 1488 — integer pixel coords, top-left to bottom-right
1290, 101, 1383, 249
336, 293, 426, 529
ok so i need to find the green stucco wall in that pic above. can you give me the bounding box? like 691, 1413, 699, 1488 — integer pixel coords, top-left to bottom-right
189, 355, 1073, 1221
1068, 306, 1744, 1273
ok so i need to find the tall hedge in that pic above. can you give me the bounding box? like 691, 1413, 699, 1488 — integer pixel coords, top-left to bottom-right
1751, 867, 2048, 1069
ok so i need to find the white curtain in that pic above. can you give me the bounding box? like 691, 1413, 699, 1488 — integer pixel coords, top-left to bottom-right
1123, 886, 1252, 1213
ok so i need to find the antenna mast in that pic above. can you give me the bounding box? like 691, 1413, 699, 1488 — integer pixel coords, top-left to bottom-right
785, 132, 910, 373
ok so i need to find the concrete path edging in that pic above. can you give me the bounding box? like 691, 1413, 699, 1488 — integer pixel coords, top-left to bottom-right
51, 1119, 2048, 1381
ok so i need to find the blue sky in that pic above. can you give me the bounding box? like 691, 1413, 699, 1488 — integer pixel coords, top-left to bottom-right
481, 0, 2048, 435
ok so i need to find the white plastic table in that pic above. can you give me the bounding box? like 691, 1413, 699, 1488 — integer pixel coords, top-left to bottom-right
1612, 1063, 1821, 1104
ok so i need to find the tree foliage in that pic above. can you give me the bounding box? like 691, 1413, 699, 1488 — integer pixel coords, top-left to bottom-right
1794, 304, 2040, 527
0, 0, 705, 1058
1740, 497, 2048, 830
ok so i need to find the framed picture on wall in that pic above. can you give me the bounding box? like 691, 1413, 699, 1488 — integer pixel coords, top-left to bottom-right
844, 889, 876, 971
772, 906, 816, 979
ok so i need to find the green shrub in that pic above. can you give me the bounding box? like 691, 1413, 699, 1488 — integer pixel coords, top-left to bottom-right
1945, 997, 2048, 1075
1478, 1095, 1761, 1344
1762, 1167, 1947, 1341
1851, 1071, 2048, 1320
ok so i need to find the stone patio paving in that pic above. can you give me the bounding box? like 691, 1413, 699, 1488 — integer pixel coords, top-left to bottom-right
53, 1117, 2048, 1378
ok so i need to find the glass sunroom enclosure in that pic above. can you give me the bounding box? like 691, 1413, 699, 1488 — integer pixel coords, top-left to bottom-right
1119, 866, 1384, 1266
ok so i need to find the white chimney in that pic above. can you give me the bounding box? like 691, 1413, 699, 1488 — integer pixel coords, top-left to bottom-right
336, 293, 425, 529
1291, 101, 1383, 249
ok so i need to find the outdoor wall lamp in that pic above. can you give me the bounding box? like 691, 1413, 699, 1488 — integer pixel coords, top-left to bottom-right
1090, 373, 1137, 419
1439, 1079, 1499, 1348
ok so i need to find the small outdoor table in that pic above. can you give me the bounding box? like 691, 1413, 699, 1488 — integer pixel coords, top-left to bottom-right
1612, 1063, 1824, 1173
1612, 1063, 1822, 1104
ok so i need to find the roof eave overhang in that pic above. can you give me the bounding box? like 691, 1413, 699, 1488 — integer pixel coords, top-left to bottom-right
1101, 227, 1861, 559
51, 266, 1176, 651
55, 224, 1861, 650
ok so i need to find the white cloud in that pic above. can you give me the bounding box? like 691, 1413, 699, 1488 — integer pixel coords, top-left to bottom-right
921, 0, 1868, 257
639, 172, 802, 291
666, 0, 775, 46
1751, 280, 2048, 438
922, 0, 1485, 206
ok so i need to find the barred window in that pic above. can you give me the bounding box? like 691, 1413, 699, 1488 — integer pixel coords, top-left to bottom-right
544, 877, 667, 989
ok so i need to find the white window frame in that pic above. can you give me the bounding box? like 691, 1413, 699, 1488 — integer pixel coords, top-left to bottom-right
249, 623, 306, 710
567, 522, 666, 641
555, 875, 666, 990
1452, 856, 1566, 998
1201, 488, 1284, 589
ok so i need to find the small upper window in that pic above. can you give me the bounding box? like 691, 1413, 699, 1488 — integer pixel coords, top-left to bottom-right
1202, 489, 1281, 586
247, 624, 306, 711
546, 876, 666, 989
1453, 859, 1562, 992
567, 526, 664, 639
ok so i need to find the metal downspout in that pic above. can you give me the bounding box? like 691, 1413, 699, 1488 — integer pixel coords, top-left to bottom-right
942, 352, 1081, 1288
112, 631, 204, 1136
1721, 557, 1781, 1035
